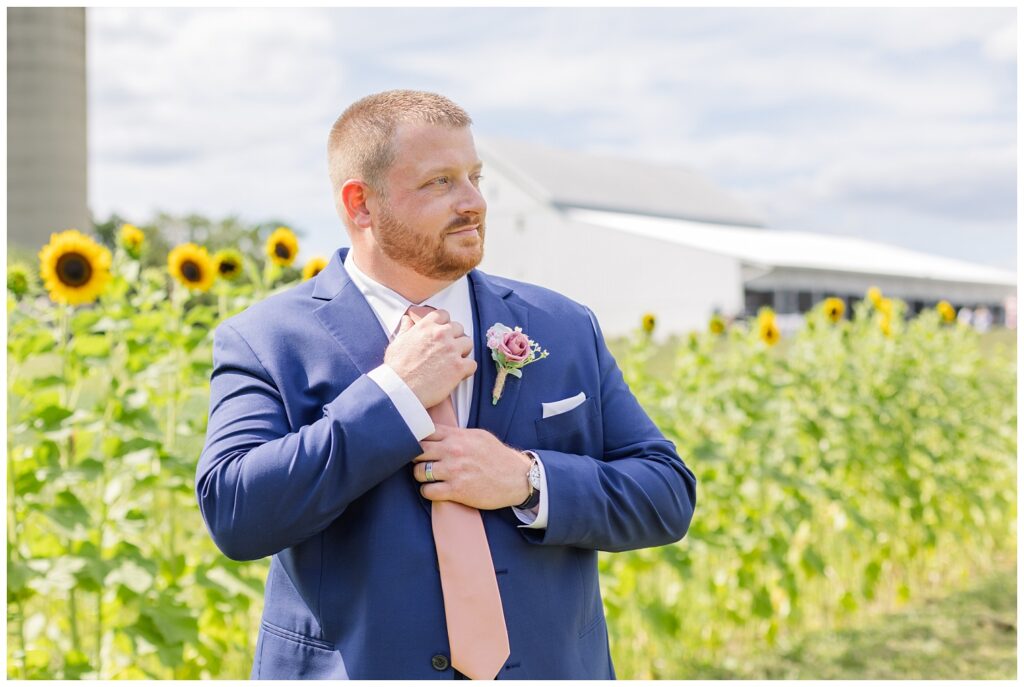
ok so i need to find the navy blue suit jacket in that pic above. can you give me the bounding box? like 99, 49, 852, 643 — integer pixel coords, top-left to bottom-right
195, 247, 697, 679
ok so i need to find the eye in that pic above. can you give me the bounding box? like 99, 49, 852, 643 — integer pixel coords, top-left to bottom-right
471, 174, 484, 186
430, 176, 450, 187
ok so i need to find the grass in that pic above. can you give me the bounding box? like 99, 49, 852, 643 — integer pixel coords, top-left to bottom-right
686, 561, 1017, 679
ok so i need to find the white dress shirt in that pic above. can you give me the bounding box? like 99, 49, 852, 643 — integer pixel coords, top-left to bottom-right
345, 249, 548, 528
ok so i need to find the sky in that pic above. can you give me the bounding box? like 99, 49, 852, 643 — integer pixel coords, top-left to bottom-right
87, 7, 1017, 272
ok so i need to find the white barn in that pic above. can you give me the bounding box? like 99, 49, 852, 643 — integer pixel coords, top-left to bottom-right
476, 137, 1016, 337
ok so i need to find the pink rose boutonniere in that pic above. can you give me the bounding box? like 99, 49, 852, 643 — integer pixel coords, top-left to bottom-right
486, 322, 549, 405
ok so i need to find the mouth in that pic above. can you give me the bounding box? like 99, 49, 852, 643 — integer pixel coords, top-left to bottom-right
447, 225, 479, 237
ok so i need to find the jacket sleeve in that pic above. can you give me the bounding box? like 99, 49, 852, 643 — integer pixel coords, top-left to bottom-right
520, 307, 697, 552
195, 321, 423, 561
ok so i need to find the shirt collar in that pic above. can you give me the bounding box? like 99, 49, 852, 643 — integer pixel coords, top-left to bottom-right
343, 247, 471, 338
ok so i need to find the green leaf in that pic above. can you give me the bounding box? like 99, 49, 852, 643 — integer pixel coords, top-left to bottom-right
44, 490, 91, 532
34, 405, 73, 430
131, 312, 166, 333
113, 436, 161, 458
141, 599, 199, 646
10, 331, 56, 361
800, 546, 826, 578
107, 559, 155, 595
71, 334, 111, 358
29, 374, 65, 390
752, 585, 773, 619
201, 566, 264, 602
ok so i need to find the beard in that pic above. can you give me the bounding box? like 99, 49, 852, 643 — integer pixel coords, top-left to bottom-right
372, 202, 485, 282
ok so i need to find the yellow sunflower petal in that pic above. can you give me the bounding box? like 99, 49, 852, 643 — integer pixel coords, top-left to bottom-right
213, 248, 245, 282
38, 229, 112, 305
168, 243, 216, 292
265, 227, 299, 267
302, 255, 329, 281
823, 297, 846, 323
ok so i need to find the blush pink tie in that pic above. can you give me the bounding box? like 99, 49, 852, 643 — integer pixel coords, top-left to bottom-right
404, 304, 510, 680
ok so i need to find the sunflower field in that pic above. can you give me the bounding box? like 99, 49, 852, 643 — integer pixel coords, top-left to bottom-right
7, 225, 1017, 679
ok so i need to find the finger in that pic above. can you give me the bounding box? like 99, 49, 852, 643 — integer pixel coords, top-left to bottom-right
397, 314, 415, 335
430, 309, 451, 325
412, 446, 443, 463
420, 423, 452, 443
448, 321, 464, 339
420, 481, 452, 502
412, 460, 444, 483
455, 335, 473, 357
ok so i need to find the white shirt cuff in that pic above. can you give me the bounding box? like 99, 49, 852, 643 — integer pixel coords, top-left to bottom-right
513, 451, 548, 529
367, 364, 435, 441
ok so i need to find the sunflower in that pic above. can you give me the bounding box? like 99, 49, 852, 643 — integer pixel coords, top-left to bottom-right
7, 263, 31, 298
866, 286, 883, 308
641, 312, 656, 334
823, 297, 845, 323
168, 243, 216, 292
757, 308, 780, 346
936, 300, 956, 323
119, 223, 145, 257
879, 312, 892, 337
265, 226, 299, 267
302, 255, 329, 281
38, 229, 112, 305
213, 248, 244, 282
709, 313, 726, 335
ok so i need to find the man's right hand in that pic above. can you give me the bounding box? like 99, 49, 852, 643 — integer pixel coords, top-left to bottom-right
384, 308, 477, 409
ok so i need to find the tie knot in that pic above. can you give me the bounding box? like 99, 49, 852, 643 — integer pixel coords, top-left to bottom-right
405, 304, 436, 323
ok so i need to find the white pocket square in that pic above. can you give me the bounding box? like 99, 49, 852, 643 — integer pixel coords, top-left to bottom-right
541, 391, 587, 419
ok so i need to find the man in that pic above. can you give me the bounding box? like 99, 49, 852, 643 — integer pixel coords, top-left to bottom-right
196, 90, 697, 680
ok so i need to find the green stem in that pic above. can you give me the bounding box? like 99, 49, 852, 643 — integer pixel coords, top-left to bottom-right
57, 304, 82, 660
165, 287, 182, 562
69, 586, 80, 658
94, 344, 118, 678
8, 446, 28, 679
217, 282, 227, 321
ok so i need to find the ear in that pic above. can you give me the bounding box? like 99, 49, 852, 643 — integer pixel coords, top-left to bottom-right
340, 179, 373, 230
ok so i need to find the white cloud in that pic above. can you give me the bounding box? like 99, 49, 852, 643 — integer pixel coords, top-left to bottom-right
87, 7, 1015, 268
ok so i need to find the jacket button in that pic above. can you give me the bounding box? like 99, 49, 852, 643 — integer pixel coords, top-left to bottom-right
431, 654, 449, 671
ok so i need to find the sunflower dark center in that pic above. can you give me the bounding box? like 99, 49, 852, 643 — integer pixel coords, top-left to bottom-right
56, 252, 92, 287
274, 242, 291, 259
181, 260, 202, 282
219, 260, 238, 275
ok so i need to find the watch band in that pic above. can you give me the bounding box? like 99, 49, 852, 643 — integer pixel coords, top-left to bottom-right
514, 454, 541, 510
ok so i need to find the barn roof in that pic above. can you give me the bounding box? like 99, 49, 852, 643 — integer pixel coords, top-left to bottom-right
569, 208, 1017, 287
477, 136, 764, 228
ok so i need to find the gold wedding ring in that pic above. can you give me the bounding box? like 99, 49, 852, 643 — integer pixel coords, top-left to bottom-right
424, 461, 436, 483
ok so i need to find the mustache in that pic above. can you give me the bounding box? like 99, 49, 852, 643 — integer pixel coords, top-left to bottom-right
444, 216, 482, 233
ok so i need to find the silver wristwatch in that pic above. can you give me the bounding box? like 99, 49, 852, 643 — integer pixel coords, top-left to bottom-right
515, 452, 542, 509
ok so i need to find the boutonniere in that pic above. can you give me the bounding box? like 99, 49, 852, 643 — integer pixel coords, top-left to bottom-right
486, 322, 549, 405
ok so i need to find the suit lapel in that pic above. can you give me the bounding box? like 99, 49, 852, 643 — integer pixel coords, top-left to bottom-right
311, 248, 391, 375
467, 268, 529, 446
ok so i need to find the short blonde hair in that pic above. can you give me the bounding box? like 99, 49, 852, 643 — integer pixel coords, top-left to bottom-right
327, 90, 472, 217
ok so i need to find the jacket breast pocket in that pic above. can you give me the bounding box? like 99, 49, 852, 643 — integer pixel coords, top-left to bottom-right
534, 395, 601, 454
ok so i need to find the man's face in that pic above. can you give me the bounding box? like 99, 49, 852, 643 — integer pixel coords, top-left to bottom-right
370, 122, 486, 282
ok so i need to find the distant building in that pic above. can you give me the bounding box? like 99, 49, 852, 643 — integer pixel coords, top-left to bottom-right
7, 8, 89, 250
477, 137, 1016, 336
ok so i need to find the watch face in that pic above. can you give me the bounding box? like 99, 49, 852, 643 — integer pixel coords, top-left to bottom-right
528, 463, 541, 489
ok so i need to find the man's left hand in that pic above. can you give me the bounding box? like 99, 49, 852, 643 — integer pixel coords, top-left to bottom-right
412, 425, 532, 510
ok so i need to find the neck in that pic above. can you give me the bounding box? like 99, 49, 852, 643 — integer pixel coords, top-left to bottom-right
349, 245, 457, 304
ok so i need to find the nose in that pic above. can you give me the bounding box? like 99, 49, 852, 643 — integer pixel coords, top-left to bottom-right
454, 176, 486, 217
